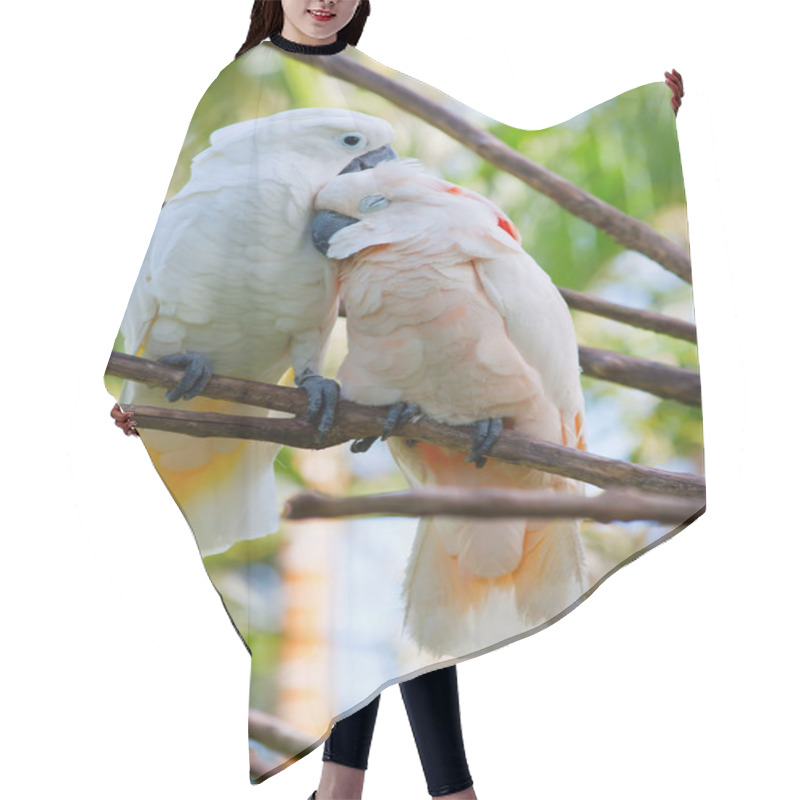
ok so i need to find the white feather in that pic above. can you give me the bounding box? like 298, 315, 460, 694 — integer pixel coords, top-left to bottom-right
118, 109, 396, 555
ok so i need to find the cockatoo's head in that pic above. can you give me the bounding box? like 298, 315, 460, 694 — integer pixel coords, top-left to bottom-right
311, 158, 448, 258
311, 158, 519, 260
189, 108, 397, 189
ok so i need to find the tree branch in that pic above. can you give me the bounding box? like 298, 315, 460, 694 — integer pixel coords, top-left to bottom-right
248, 749, 273, 784
248, 708, 316, 756
105, 352, 705, 499
283, 487, 705, 525
579, 347, 700, 406
288, 47, 693, 284
558, 288, 697, 343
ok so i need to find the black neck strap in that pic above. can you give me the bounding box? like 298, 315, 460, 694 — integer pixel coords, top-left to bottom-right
269, 32, 348, 55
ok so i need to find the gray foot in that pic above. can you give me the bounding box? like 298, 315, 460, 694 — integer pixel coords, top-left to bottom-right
466, 417, 503, 469
381, 402, 421, 441
158, 352, 214, 402
351, 436, 378, 454
350, 403, 421, 454
295, 368, 340, 444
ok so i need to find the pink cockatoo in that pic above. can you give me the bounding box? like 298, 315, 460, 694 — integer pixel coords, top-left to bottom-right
312, 159, 589, 656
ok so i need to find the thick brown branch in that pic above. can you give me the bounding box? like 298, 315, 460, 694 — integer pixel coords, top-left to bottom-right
106, 352, 307, 415
559, 288, 697, 343
578, 347, 701, 406
106, 353, 705, 498
288, 47, 692, 284
284, 487, 705, 525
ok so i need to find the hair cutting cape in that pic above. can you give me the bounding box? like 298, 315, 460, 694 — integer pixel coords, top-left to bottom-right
106, 38, 704, 784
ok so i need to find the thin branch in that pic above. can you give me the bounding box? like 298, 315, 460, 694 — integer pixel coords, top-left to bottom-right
284, 487, 705, 525
559, 288, 697, 343
579, 347, 700, 406
124, 404, 705, 499
248, 749, 273, 784
248, 708, 316, 756
287, 47, 692, 284
107, 351, 310, 416
106, 352, 705, 498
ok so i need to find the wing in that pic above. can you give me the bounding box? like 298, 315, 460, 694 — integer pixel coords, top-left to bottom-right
475, 248, 586, 449
118, 194, 212, 361
436, 182, 587, 450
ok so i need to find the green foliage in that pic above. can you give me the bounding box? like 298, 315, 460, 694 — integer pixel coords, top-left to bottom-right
486, 83, 686, 289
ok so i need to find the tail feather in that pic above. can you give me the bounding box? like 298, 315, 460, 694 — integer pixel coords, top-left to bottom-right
401, 517, 492, 656
139, 427, 281, 557
124, 385, 282, 557
513, 519, 588, 623
437, 516, 526, 578
402, 514, 587, 657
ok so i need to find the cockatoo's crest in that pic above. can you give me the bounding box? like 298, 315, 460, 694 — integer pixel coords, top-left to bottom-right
182, 108, 397, 196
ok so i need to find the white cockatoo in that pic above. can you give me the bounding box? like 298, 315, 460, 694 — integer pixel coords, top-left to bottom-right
312, 159, 589, 656
116, 109, 396, 556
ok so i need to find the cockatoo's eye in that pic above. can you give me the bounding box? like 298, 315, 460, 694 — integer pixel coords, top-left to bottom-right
339, 132, 366, 149
359, 194, 389, 213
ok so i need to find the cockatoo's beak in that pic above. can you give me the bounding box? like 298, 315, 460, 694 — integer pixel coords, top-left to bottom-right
311, 209, 358, 255
338, 144, 397, 174
312, 145, 396, 254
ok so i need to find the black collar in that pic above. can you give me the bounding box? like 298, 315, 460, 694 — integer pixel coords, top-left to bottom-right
269, 31, 348, 55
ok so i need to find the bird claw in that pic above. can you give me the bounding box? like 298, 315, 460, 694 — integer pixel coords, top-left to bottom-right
351, 436, 378, 453
295, 369, 340, 445
466, 417, 503, 469
381, 402, 421, 441
158, 352, 214, 402
350, 403, 421, 455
